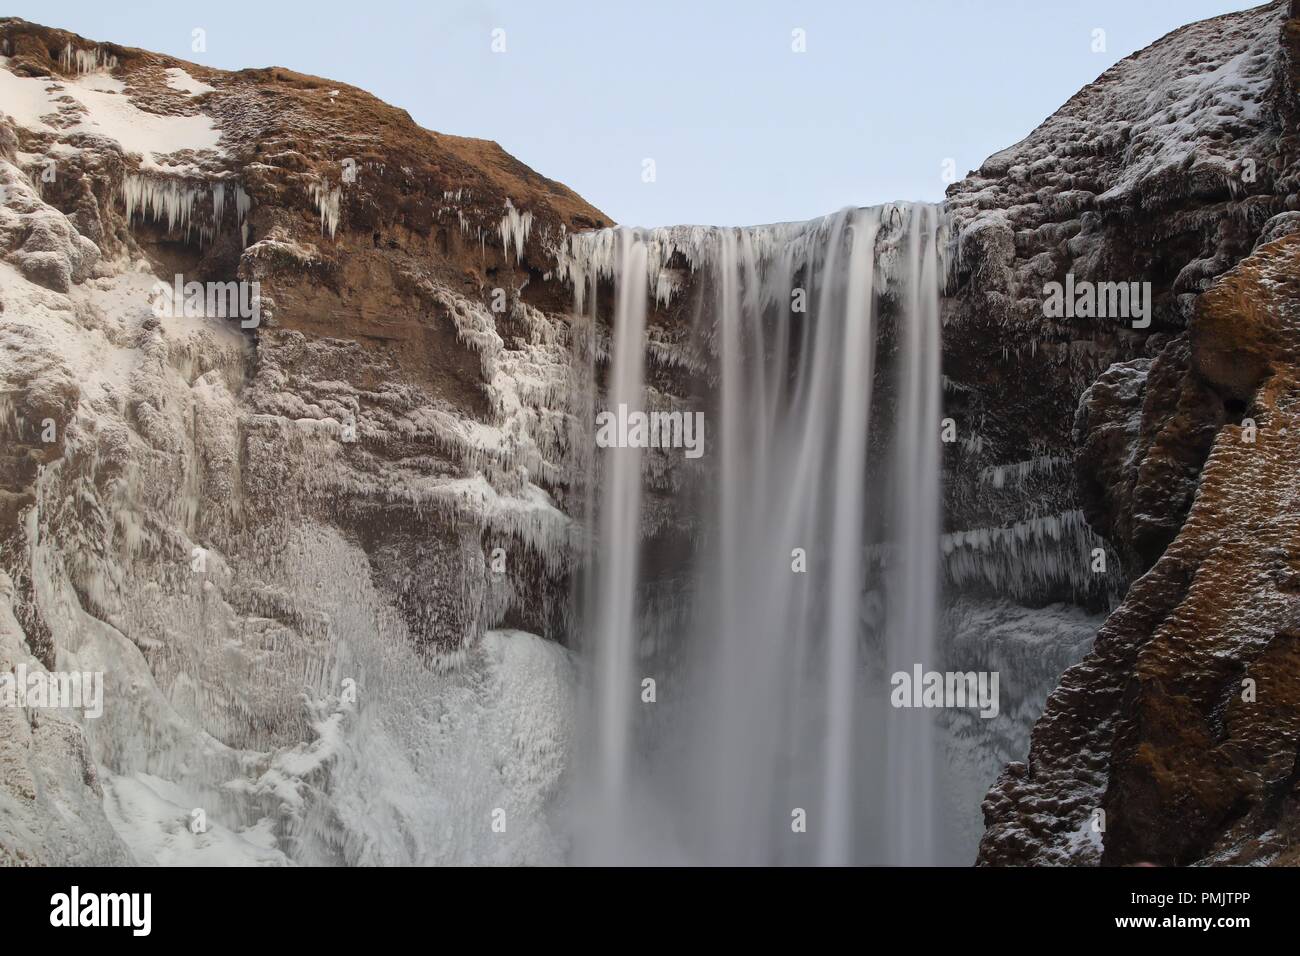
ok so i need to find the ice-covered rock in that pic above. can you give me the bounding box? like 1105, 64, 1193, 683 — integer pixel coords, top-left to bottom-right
0, 16, 604, 865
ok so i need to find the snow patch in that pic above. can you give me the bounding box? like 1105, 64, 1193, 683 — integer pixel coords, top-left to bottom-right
0, 57, 223, 172
163, 67, 215, 97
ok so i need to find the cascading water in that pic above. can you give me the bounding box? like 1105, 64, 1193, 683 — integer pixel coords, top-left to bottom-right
885, 204, 944, 865
563, 203, 949, 865
582, 229, 649, 862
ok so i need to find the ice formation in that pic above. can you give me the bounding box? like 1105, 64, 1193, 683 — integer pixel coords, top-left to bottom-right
59, 43, 118, 75
121, 174, 201, 234
554, 207, 956, 314
498, 199, 533, 264
120, 173, 250, 246
312, 183, 341, 239
939, 597, 1102, 861
977, 455, 1070, 489
0, 128, 583, 863
942, 509, 1116, 601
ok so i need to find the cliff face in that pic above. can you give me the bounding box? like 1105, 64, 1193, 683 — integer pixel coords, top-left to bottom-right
981, 234, 1300, 867
970, 0, 1300, 865
0, 19, 600, 864
942, 0, 1300, 607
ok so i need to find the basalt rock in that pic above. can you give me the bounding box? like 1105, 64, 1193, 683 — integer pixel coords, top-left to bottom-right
1072, 336, 1227, 582
975, 0, 1300, 866
981, 234, 1300, 866
943, 0, 1300, 607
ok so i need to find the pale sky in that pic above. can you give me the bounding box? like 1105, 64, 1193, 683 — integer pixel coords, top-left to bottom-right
9, 0, 1264, 226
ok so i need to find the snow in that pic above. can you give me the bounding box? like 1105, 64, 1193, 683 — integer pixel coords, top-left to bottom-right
0, 56, 224, 172
2, 242, 572, 864
0, 58, 61, 129
163, 67, 215, 97
75, 71, 124, 94
68, 80, 223, 172
949, 0, 1285, 256
1096, 29, 1276, 206
0, 571, 134, 864
231, 528, 576, 866
0, 162, 585, 863
101, 772, 289, 866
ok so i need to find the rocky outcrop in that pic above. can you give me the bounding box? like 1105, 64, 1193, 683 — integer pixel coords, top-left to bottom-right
976, 1, 1300, 866
981, 234, 1300, 866
1072, 337, 1226, 580
943, 0, 1300, 604
0, 17, 610, 658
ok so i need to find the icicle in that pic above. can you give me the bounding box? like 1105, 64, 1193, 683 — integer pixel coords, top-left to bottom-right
977, 455, 1070, 489
312, 183, 341, 239
551, 205, 954, 312
235, 184, 252, 246
498, 199, 533, 264
120, 174, 202, 235
60, 43, 118, 75
939, 509, 1117, 600
119, 174, 250, 247
212, 181, 226, 225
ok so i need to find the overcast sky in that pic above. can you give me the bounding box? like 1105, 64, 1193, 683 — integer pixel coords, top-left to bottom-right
10, 0, 1264, 226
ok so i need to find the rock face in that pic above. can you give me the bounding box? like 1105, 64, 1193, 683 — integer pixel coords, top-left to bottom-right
0, 18, 597, 864
941, 0, 1300, 604
1072, 338, 1225, 581
981, 235, 1300, 867
974, 1, 1300, 866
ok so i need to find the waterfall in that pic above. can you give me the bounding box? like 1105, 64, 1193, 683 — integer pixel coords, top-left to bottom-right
885, 203, 943, 865
581, 229, 649, 862
821, 208, 880, 865
566, 204, 948, 865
